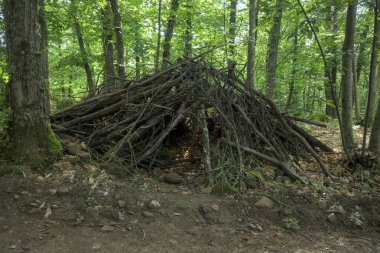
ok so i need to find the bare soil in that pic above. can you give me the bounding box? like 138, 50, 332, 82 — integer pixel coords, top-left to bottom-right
0, 155, 380, 253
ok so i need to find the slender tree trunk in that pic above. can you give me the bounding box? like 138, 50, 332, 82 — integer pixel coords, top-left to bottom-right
227, 0, 237, 79
162, 0, 180, 68
74, 21, 96, 97
109, 0, 126, 82
246, 0, 257, 88
341, 2, 357, 149
286, 27, 298, 111
70, 0, 96, 97
184, 0, 193, 58
134, 24, 142, 81
265, 0, 283, 98
369, 100, 380, 156
101, 4, 116, 93
155, 0, 162, 72
324, 5, 338, 118
367, 0, 380, 155
352, 59, 361, 121
4, 0, 61, 165
356, 26, 369, 83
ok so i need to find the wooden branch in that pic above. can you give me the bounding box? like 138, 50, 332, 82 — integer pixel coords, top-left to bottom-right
199, 104, 212, 180
284, 114, 328, 128
221, 139, 302, 181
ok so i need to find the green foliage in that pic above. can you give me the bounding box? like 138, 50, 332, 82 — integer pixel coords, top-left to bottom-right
349, 211, 363, 226
282, 217, 300, 231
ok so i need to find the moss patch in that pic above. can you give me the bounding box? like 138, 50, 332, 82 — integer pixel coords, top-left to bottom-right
48, 126, 63, 157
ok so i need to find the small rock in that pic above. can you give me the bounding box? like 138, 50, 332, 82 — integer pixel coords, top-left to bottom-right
103, 191, 109, 197
49, 189, 57, 195
37, 176, 44, 181
21, 191, 29, 195
148, 200, 161, 209
247, 223, 257, 230
10, 245, 17, 249
327, 213, 337, 224
117, 200, 127, 208
143, 211, 154, 218
254, 196, 273, 209
100, 225, 114, 232
210, 204, 220, 212
13, 194, 20, 200
164, 173, 184, 184
173, 212, 181, 216
57, 186, 70, 195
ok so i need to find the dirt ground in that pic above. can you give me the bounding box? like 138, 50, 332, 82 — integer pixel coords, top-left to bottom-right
0, 152, 380, 253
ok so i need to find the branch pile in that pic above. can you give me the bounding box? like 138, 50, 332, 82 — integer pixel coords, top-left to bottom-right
51, 59, 333, 181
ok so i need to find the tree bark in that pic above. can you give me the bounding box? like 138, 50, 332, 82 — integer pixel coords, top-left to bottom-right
155, 0, 163, 73
363, 0, 380, 153
162, 0, 180, 69
39, 0, 50, 114
340, 2, 357, 149
109, 0, 126, 82
184, 0, 193, 58
246, 0, 257, 88
356, 26, 369, 84
101, 4, 116, 93
369, 100, 380, 156
286, 27, 298, 111
324, 5, 338, 118
265, 0, 283, 98
227, 0, 237, 79
70, 0, 96, 97
352, 59, 361, 121
4, 0, 61, 165
134, 24, 142, 81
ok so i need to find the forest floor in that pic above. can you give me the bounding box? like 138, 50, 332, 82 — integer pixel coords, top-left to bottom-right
0, 124, 380, 253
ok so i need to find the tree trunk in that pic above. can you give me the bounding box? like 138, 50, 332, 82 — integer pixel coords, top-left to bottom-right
340, 2, 357, 149
367, 0, 380, 154
70, 0, 96, 97
324, 5, 339, 118
162, 0, 180, 69
246, 0, 257, 88
227, 0, 237, 79
369, 100, 380, 155
356, 26, 369, 84
134, 24, 142, 81
155, 0, 162, 73
74, 21, 96, 97
184, 0, 193, 58
39, 0, 50, 114
4, 0, 61, 165
265, 0, 283, 98
109, 0, 126, 82
286, 27, 298, 111
101, 4, 116, 93
352, 59, 361, 121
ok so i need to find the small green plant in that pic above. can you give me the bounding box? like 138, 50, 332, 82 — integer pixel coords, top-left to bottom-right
85, 195, 97, 206
75, 212, 84, 225
282, 217, 300, 231
349, 211, 363, 226
283, 179, 294, 188
361, 183, 370, 193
